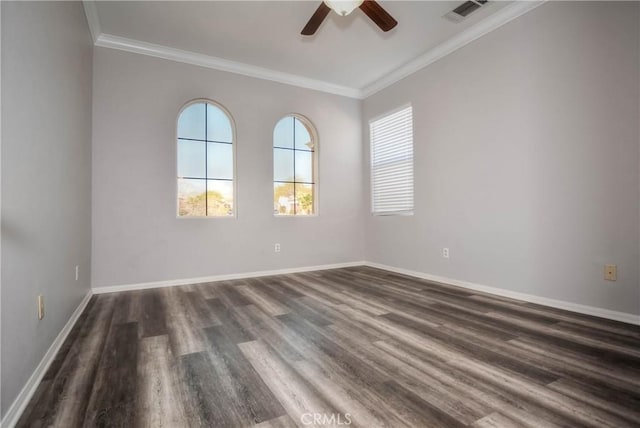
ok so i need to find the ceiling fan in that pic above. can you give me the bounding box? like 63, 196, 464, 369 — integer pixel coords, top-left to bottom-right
301, 1, 398, 36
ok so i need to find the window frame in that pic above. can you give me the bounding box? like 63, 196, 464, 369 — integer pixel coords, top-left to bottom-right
175, 98, 238, 219
272, 113, 319, 217
369, 103, 415, 216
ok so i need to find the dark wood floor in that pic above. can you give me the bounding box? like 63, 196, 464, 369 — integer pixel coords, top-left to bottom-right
17, 266, 640, 427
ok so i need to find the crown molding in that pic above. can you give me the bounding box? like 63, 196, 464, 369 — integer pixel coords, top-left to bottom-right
95, 33, 363, 99
81, 0, 101, 43
85, 1, 546, 100
360, 0, 547, 98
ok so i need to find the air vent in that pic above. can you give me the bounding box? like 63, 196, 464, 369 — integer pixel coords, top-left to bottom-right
444, 0, 488, 23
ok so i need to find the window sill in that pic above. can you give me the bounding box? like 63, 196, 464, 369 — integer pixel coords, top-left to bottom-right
371, 211, 414, 216
176, 215, 237, 220
274, 214, 318, 218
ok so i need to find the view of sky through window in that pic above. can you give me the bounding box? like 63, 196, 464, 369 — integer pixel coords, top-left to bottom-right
177, 102, 234, 217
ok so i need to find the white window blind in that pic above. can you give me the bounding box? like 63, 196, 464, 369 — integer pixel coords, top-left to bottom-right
370, 105, 414, 215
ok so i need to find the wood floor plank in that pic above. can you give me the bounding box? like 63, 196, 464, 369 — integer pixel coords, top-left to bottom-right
139, 289, 168, 337
281, 318, 414, 427
379, 380, 466, 428
83, 321, 138, 426
219, 282, 254, 307
195, 281, 222, 299
487, 312, 640, 370
237, 284, 291, 316
553, 320, 640, 348
472, 412, 524, 428
135, 335, 188, 427
547, 377, 640, 426
293, 359, 389, 428
203, 325, 287, 425
229, 304, 306, 362
288, 273, 346, 305
439, 323, 640, 398
17, 266, 640, 427
276, 312, 390, 385
253, 414, 298, 428
508, 335, 640, 392
162, 287, 208, 356
442, 350, 633, 428
179, 351, 240, 427
238, 340, 339, 427
206, 297, 255, 344
111, 290, 141, 326
374, 340, 573, 428
183, 289, 222, 328
524, 301, 640, 334
331, 335, 492, 425
381, 311, 560, 385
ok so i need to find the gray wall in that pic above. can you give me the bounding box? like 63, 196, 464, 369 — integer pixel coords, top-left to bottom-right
363, 1, 640, 315
91, 48, 364, 288
1, 1, 93, 417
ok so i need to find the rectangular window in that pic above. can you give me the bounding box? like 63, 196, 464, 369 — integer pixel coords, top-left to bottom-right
369, 105, 414, 215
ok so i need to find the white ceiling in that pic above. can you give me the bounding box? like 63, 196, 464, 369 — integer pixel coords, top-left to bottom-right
93, 1, 514, 91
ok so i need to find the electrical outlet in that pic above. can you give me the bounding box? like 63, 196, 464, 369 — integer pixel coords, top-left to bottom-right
442, 248, 450, 259
604, 264, 617, 281
75, 265, 79, 281
274, 243, 281, 253
37, 295, 45, 320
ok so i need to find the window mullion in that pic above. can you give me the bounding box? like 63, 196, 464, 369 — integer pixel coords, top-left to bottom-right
204, 103, 208, 216
293, 117, 296, 215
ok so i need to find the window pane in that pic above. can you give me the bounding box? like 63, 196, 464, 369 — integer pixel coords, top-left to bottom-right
207, 142, 233, 180
178, 103, 205, 140
178, 179, 206, 216
274, 182, 295, 216
294, 150, 313, 183
274, 148, 294, 182
273, 116, 294, 148
294, 118, 313, 151
207, 180, 234, 216
295, 183, 314, 215
178, 140, 206, 178
207, 104, 233, 143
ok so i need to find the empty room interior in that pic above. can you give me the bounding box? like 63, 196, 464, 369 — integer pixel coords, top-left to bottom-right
1, 0, 639, 427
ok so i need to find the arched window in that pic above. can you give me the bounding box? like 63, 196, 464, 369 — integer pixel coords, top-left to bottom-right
273, 115, 317, 216
177, 100, 235, 217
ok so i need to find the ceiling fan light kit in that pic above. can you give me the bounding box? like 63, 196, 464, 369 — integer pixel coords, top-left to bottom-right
301, 0, 398, 36
325, 0, 364, 16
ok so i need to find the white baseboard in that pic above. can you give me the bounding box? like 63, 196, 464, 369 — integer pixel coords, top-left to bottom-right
92, 261, 366, 294
1, 291, 93, 428
364, 262, 640, 326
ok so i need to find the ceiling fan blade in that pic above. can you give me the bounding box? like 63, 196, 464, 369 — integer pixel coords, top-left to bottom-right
301, 2, 331, 36
359, 0, 397, 32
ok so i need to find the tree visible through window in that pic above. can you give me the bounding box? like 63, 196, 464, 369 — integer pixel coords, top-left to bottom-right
273, 115, 317, 216
177, 101, 235, 217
